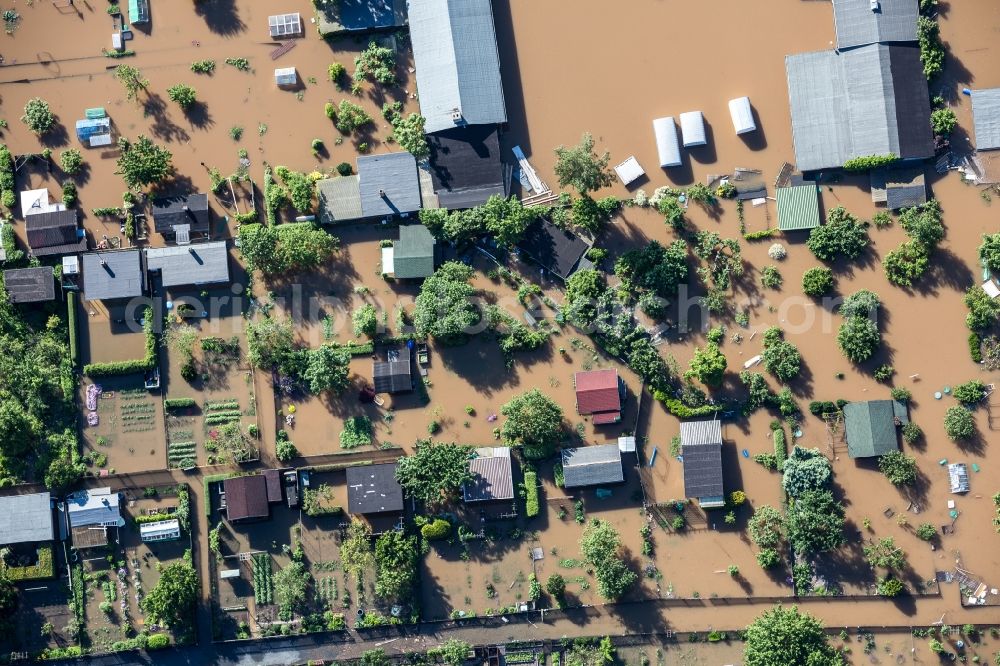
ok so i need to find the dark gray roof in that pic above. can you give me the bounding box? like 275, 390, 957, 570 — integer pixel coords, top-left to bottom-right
346, 463, 404, 514
971, 88, 1000, 151
0, 492, 53, 545
392, 224, 436, 279
427, 125, 506, 209
316, 0, 406, 34
561, 444, 624, 488
151, 193, 210, 235
517, 219, 589, 280
844, 400, 905, 458
409, 0, 507, 134
680, 420, 722, 447
463, 448, 514, 502
871, 166, 927, 209
373, 345, 412, 394
358, 153, 422, 218
145, 242, 230, 287
833, 0, 918, 50
25, 210, 87, 257
786, 44, 933, 171
82, 250, 144, 301
317, 176, 364, 224
4, 266, 55, 303
224, 476, 270, 522
681, 441, 724, 500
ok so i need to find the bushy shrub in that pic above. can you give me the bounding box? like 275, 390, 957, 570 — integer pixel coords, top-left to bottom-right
21, 97, 55, 134
420, 518, 451, 540
930, 108, 958, 136
943, 406, 975, 440
842, 154, 899, 171
523, 470, 539, 517
901, 421, 922, 444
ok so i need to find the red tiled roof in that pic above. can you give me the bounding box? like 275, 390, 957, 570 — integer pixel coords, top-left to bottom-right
575, 369, 621, 416
592, 411, 621, 425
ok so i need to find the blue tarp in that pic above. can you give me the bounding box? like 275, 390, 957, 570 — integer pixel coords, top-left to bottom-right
75, 117, 110, 140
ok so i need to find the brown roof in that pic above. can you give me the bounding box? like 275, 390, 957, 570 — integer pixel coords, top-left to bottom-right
575, 369, 621, 420
25, 210, 79, 249
71, 524, 109, 549
263, 469, 283, 503
224, 476, 270, 522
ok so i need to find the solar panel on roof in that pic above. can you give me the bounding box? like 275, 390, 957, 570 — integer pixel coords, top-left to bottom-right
268, 13, 302, 38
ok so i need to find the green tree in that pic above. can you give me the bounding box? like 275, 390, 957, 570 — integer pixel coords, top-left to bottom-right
275, 167, 315, 214
115, 136, 173, 190
430, 640, 473, 666
930, 108, 958, 136
580, 519, 637, 601
915, 523, 936, 541
943, 406, 975, 440
806, 207, 868, 261
112, 64, 149, 101
140, 560, 198, 629
978, 233, 1000, 273
274, 561, 311, 617
332, 99, 374, 134
837, 316, 880, 363
352, 304, 378, 338
786, 489, 845, 556
563, 268, 606, 328
952, 379, 986, 404
391, 113, 429, 159
761, 327, 801, 383
354, 41, 395, 84
964, 284, 1000, 330
360, 649, 390, 666
302, 345, 351, 395
44, 454, 85, 492
58, 149, 84, 175
748, 505, 784, 548
744, 606, 842, 666
740, 371, 774, 415
878, 451, 918, 486
781, 447, 832, 497
802, 267, 834, 297
340, 520, 374, 577
501, 389, 564, 459
394, 441, 473, 504
554, 132, 613, 195
839, 289, 880, 318
246, 318, 295, 370
898, 199, 944, 248
628, 338, 673, 391
863, 536, 907, 571
238, 223, 338, 276
413, 262, 479, 344
685, 342, 727, 387
0, 569, 16, 622
546, 573, 566, 599
167, 84, 197, 110
21, 98, 55, 134
374, 531, 418, 602
692, 231, 743, 290
476, 195, 538, 248
614, 240, 688, 298
883, 240, 930, 287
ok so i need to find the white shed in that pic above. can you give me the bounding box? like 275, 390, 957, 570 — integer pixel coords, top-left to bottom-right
139, 519, 181, 542
652, 117, 682, 167
613, 156, 645, 186
680, 111, 707, 147
274, 67, 297, 87
728, 97, 756, 135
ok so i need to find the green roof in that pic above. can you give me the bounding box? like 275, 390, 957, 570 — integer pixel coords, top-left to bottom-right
843, 400, 905, 458
776, 185, 821, 231
392, 224, 436, 279
128, 0, 149, 23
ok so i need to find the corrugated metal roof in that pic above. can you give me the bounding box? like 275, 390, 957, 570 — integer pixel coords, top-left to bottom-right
844, 400, 903, 458
392, 224, 436, 279
833, 0, 918, 50
464, 448, 514, 502
776, 185, 822, 231
0, 492, 52, 545
971, 88, 1000, 151
681, 441, 724, 500
145, 242, 230, 287
561, 444, 623, 488
575, 369, 621, 416
82, 250, 144, 301
67, 487, 122, 527
680, 419, 723, 447
409, 0, 507, 134
786, 45, 932, 171
4, 266, 56, 303
359, 153, 422, 218
317, 176, 364, 224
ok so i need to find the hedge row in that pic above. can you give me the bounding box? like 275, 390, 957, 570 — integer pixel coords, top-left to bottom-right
524, 471, 539, 518
653, 391, 722, 418
84, 307, 156, 376
164, 398, 197, 409
134, 512, 174, 525
67, 292, 79, 369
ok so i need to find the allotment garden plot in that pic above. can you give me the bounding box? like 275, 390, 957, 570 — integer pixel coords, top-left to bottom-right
80, 377, 166, 476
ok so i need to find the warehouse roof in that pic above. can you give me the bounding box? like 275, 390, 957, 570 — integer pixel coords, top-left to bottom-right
832, 0, 919, 50
971, 88, 1000, 151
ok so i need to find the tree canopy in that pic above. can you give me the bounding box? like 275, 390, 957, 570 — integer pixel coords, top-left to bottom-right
302, 345, 351, 395
413, 262, 479, 344
878, 451, 917, 486
140, 559, 198, 629
274, 560, 311, 618
807, 207, 869, 261
374, 531, 419, 602
580, 519, 637, 601
748, 505, 784, 549
781, 447, 832, 497
21, 97, 55, 134
238, 223, 338, 276
116, 136, 173, 190
340, 519, 374, 577
744, 606, 843, 666
685, 342, 727, 387
802, 267, 835, 297
391, 113, 429, 159
943, 406, 975, 440
863, 536, 907, 571
614, 240, 688, 298
761, 327, 802, 383
501, 389, 564, 459
112, 64, 149, 101
554, 132, 613, 194
394, 441, 473, 504
978, 233, 1000, 273
837, 315, 881, 363
786, 489, 845, 556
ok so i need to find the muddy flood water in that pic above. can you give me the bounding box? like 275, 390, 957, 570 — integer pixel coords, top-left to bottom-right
2, 0, 1000, 638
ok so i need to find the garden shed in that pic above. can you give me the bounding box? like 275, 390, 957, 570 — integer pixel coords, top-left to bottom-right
145, 242, 230, 288
574, 369, 623, 425
680, 111, 707, 147
463, 447, 514, 503
346, 463, 404, 515
613, 156, 645, 186
0, 492, 53, 546
843, 399, 907, 458
274, 67, 298, 87
728, 97, 756, 135
561, 444, 624, 489
652, 117, 682, 168
970, 88, 1000, 151
776, 184, 821, 231
680, 420, 725, 508
81, 250, 144, 301
3, 266, 56, 304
